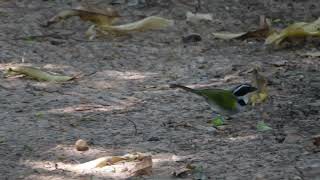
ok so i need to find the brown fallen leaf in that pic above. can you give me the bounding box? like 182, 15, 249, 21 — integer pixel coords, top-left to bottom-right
172, 164, 194, 178
213, 15, 272, 40
46, 4, 120, 27
129, 155, 152, 176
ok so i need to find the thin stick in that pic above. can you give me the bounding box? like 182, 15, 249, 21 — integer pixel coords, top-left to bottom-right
127, 118, 138, 136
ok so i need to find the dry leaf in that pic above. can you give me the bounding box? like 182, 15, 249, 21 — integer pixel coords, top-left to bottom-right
265, 17, 320, 45
77, 156, 126, 169
213, 16, 272, 40
172, 164, 194, 178
250, 68, 268, 106
299, 51, 320, 57
6, 66, 74, 82
46, 4, 120, 27
98, 16, 174, 35
129, 155, 152, 176
74, 153, 152, 178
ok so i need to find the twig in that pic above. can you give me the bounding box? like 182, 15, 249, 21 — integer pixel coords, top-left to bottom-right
127, 118, 138, 136
195, 0, 201, 12
11, 33, 73, 41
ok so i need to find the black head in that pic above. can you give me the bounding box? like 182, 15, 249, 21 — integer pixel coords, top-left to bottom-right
232, 84, 257, 97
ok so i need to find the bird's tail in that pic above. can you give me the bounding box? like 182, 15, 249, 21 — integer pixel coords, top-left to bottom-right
169, 84, 198, 94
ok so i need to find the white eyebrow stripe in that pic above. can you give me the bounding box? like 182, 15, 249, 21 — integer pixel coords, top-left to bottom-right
232, 84, 251, 94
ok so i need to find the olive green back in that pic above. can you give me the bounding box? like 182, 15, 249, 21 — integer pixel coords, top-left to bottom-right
193, 89, 238, 111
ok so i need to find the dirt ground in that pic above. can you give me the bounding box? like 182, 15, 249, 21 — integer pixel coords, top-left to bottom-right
0, 0, 319, 179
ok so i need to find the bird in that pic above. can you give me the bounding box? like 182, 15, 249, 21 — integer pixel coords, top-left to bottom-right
169, 83, 257, 117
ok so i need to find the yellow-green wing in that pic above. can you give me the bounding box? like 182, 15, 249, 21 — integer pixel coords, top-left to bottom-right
195, 89, 238, 111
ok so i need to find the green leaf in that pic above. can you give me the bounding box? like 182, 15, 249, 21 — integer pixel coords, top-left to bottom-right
7, 66, 75, 82
257, 121, 272, 132
193, 165, 207, 180
210, 116, 224, 127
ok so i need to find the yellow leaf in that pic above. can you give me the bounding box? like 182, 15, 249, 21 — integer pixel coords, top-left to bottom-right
212, 32, 247, 40
250, 68, 268, 106
6, 66, 74, 82
265, 18, 320, 45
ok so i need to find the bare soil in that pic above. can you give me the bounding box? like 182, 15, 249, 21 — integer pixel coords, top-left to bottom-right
0, 0, 319, 179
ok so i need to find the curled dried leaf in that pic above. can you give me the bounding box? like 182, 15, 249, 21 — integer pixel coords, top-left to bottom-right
75, 152, 152, 178
213, 16, 272, 40
6, 66, 74, 82
98, 16, 174, 35
46, 5, 120, 27
129, 155, 152, 176
265, 17, 320, 46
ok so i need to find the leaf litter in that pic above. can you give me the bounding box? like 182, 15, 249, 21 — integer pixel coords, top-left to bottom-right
46, 3, 173, 38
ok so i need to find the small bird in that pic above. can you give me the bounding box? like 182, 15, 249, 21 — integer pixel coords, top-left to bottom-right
170, 83, 257, 117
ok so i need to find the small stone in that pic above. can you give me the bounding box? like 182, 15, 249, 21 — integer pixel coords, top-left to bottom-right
254, 173, 266, 180
147, 136, 160, 141
182, 33, 202, 43
194, 125, 217, 134
312, 134, 320, 146
75, 139, 89, 151
270, 60, 288, 67
291, 175, 302, 180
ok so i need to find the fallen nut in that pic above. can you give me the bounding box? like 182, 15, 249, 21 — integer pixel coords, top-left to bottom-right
75, 139, 89, 151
